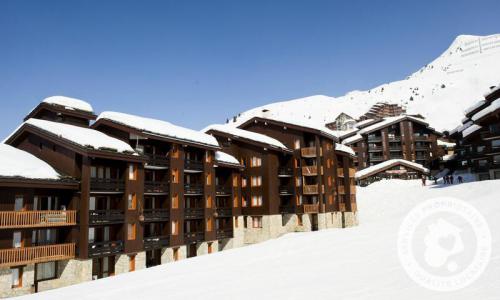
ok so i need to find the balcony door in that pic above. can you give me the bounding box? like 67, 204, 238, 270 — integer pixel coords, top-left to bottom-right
14, 195, 24, 211
13, 232, 22, 248
34, 196, 59, 210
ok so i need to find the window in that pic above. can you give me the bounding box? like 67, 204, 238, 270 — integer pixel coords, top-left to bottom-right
242, 178, 247, 188
88, 228, 95, 242
492, 140, 500, 148
90, 166, 97, 178
243, 216, 248, 228
206, 195, 212, 208
232, 175, 238, 187
129, 255, 136, 272
297, 214, 303, 226
206, 152, 212, 163
11, 267, 22, 288
206, 172, 212, 185
233, 196, 238, 208
13, 232, 22, 248
128, 194, 137, 210
206, 218, 213, 232
328, 195, 333, 205
477, 146, 485, 153
242, 196, 247, 207
128, 164, 137, 180
251, 156, 262, 167
296, 195, 303, 205
171, 221, 178, 235
493, 155, 500, 164
252, 216, 262, 228
251, 196, 263, 207
173, 248, 180, 261
295, 177, 302, 186
172, 169, 179, 183
208, 242, 213, 254
478, 160, 488, 167
127, 223, 136, 240
294, 139, 301, 150
328, 176, 332, 187
172, 194, 179, 209
461, 160, 468, 166
172, 145, 179, 158
251, 176, 262, 187
36, 262, 56, 281
14, 195, 24, 211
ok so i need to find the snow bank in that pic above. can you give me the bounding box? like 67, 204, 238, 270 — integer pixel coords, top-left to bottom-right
215, 151, 240, 166
355, 159, 429, 179
203, 124, 289, 150
24, 118, 136, 154
42, 96, 94, 113
98, 112, 219, 148
0, 144, 61, 180
19, 179, 500, 300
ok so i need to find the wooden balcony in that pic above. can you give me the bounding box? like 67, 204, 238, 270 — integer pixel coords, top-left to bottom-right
144, 181, 169, 194
88, 240, 124, 257
279, 186, 294, 196
278, 167, 294, 177
303, 184, 319, 195
215, 207, 232, 218
184, 208, 205, 219
0, 243, 75, 268
89, 210, 124, 225
90, 178, 125, 193
184, 232, 205, 243
299, 204, 319, 214
184, 159, 204, 172
216, 228, 233, 239
279, 206, 296, 214
302, 165, 318, 176
145, 154, 170, 169
301, 147, 317, 157
0, 210, 76, 229
144, 235, 169, 250
216, 185, 232, 196
142, 208, 169, 222
414, 135, 430, 141
184, 183, 204, 195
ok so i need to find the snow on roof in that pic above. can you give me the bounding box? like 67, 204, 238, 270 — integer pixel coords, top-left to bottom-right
0, 144, 61, 180
464, 100, 486, 115
355, 159, 429, 179
97, 112, 219, 148
358, 115, 428, 135
342, 133, 363, 145
22, 118, 137, 154
354, 118, 379, 128
203, 124, 289, 151
42, 96, 94, 113
215, 151, 240, 166
449, 120, 473, 135
462, 124, 483, 138
484, 84, 500, 98
471, 98, 500, 122
437, 140, 456, 148
335, 143, 356, 156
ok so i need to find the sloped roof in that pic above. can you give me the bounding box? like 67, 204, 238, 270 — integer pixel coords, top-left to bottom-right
355, 159, 429, 179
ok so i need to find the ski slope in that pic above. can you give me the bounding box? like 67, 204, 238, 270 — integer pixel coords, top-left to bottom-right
227, 34, 500, 132
20, 179, 500, 300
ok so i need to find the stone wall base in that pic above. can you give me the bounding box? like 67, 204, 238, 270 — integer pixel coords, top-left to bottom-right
160, 245, 187, 264
343, 211, 359, 227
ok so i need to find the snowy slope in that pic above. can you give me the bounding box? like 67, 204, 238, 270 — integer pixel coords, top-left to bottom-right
227, 34, 500, 132
20, 180, 500, 300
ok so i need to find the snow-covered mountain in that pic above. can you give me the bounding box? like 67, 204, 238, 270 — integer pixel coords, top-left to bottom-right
227, 34, 500, 132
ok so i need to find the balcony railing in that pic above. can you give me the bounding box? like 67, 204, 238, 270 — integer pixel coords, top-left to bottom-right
278, 167, 294, 177
184, 208, 205, 219
142, 208, 169, 222
0, 210, 77, 229
279, 186, 294, 196
215, 207, 232, 217
145, 154, 170, 168
184, 159, 204, 172
144, 235, 169, 250
89, 210, 124, 225
90, 178, 125, 193
216, 228, 233, 239
391, 154, 404, 159
88, 240, 124, 257
184, 183, 204, 195
144, 181, 169, 194
216, 185, 232, 196
0, 243, 75, 268
184, 232, 205, 243
414, 135, 430, 141
368, 146, 383, 152
303, 184, 319, 195
369, 156, 384, 162
388, 137, 401, 142
299, 204, 319, 214
415, 145, 429, 151
367, 136, 382, 142
301, 147, 317, 157
389, 146, 402, 151
302, 165, 318, 176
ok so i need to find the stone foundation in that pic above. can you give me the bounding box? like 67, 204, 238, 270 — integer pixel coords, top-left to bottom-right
38, 259, 92, 292
160, 245, 187, 264
114, 251, 146, 275
0, 265, 34, 298
344, 212, 359, 227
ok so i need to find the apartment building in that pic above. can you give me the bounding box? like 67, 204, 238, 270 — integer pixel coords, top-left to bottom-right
449, 85, 500, 180
341, 115, 441, 170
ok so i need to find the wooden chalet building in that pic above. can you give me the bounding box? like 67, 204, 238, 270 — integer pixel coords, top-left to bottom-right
355, 159, 429, 186
449, 85, 500, 180
341, 115, 441, 171
0, 96, 358, 297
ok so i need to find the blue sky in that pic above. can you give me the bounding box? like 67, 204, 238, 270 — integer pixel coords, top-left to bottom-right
0, 0, 499, 139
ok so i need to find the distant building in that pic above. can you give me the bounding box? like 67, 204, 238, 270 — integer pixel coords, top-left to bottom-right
355, 159, 429, 186
325, 112, 356, 131
360, 102, 406, 120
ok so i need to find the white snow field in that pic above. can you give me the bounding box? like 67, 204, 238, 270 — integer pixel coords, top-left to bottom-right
19, 179, 499, 300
